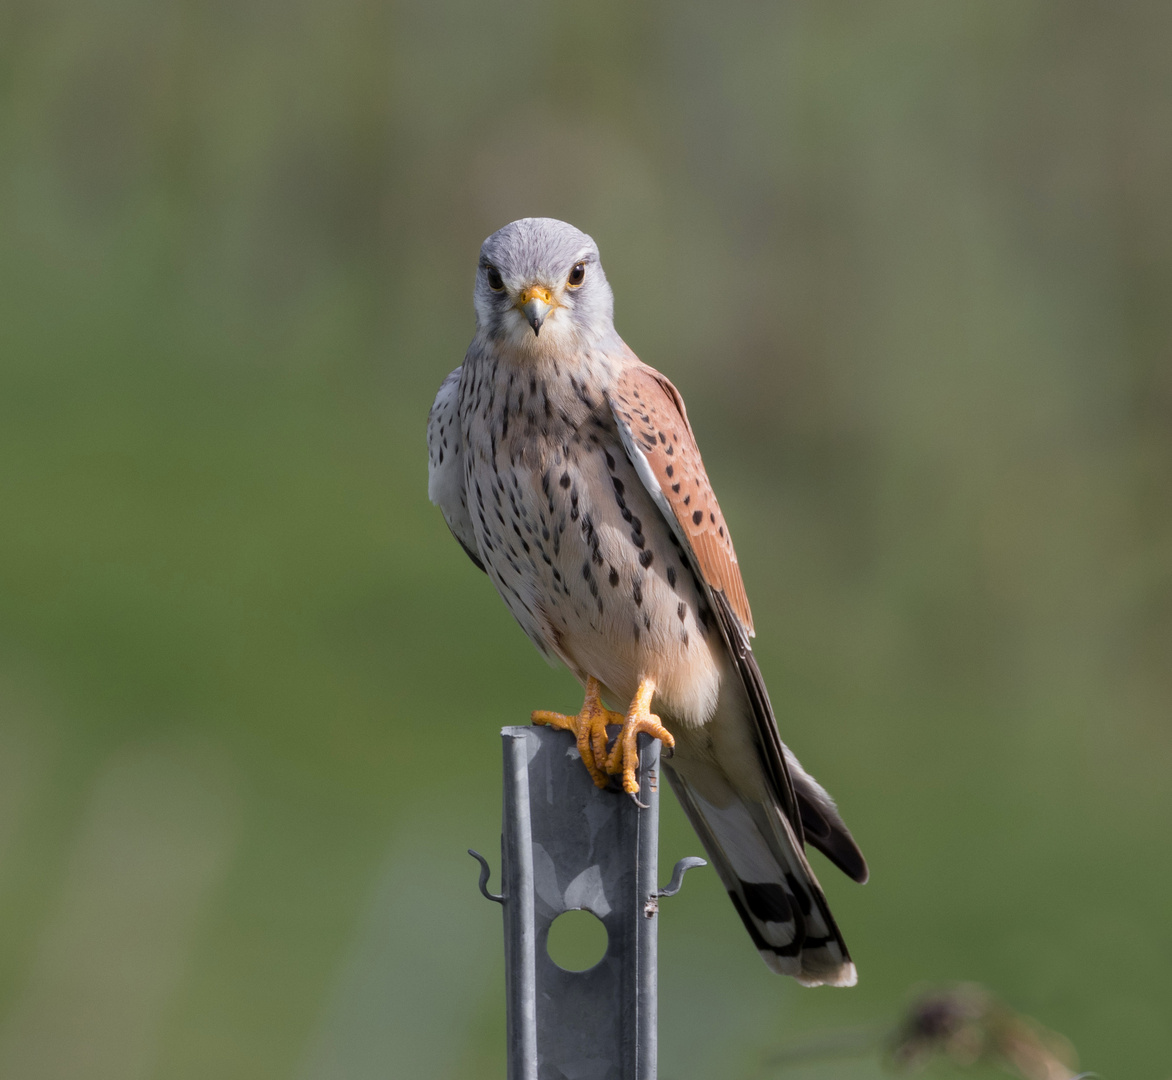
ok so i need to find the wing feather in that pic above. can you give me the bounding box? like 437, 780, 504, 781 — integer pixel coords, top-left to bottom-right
608, 356, 868, 883
427, 366, 485, 573
606, 361, 803, 829
607, 360, 754, 633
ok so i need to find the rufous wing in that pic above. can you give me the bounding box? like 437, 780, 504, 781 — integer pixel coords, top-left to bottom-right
607, 351, 868, 890
607, 356, 755, 636
608, 354, 801, 832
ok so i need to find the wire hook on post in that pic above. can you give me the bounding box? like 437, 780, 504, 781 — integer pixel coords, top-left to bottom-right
468, 848, 504, 904
643, 856, 707, 917
655, 856, 707, 898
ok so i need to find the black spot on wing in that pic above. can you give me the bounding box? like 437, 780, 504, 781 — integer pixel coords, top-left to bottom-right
783, 873, 814, 917
741, 881, 794, 924
728, 892, 802, 958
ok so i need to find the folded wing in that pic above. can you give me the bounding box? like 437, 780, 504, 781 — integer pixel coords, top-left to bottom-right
605, 352, 868, 875
427, 366, 485, 573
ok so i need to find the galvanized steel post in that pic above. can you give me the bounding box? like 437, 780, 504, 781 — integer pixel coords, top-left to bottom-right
469, 725, 657, 1078
507, 724, 660, 1080
470, 725, 705, 1079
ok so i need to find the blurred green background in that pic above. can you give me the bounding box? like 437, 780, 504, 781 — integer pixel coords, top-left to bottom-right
2, 1, 1170, 1077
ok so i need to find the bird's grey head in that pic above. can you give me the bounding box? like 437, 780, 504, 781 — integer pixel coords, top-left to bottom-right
473, 218, 616, 354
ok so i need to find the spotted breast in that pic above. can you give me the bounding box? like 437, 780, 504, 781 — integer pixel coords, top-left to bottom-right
453, 341, 723, 725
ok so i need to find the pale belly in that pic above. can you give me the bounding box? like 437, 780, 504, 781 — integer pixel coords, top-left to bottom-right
465, 417, 723, 727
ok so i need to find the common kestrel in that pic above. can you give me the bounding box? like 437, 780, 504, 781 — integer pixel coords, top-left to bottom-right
427, 218, 867, 986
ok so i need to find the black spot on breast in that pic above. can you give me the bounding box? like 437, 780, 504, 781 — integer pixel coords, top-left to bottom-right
612, 476, 624, 496
671, 483, 680, 493
605, 450, 616, 470
667, 566, 677, 588
665, 463, 673, 478
609, 568, 619, 587
560, 472, 571, 488
677, 602, 687, 622
633, 583, 643, 606
692, 510, 703, 525
639, 549, 654, 568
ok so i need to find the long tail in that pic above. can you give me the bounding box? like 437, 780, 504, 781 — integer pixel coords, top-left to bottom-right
664, 764, 857, 987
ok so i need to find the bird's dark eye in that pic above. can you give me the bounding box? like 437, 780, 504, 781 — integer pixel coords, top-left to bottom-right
486, 266, 505, 291
567, 262, 586, 288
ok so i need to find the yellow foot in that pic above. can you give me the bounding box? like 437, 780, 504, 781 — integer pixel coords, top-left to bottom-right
532, 677, 622, 789
605, 678, 675, 797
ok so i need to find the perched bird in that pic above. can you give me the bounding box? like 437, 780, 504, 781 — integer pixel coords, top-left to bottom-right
428, 218, 867, 986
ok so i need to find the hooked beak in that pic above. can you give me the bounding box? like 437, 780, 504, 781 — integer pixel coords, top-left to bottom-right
518, 284, 553, 336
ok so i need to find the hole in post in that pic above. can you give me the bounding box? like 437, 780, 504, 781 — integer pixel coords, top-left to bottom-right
546, 909, 608, 971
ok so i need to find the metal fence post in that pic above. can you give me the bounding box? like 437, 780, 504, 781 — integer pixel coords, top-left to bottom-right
469, 724, 704, 1079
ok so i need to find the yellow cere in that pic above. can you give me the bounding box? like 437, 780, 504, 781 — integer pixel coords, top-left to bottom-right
519, 284, 554, 306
